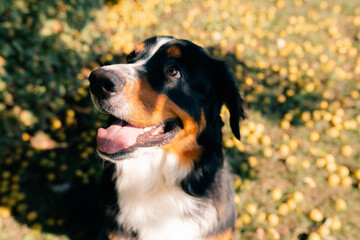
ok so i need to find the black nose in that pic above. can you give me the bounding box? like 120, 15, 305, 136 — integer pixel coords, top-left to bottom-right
89, 68, 124, 99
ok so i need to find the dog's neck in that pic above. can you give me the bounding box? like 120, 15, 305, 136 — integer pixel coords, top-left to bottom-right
112, 147, 217, 240
114, 148, 189, 193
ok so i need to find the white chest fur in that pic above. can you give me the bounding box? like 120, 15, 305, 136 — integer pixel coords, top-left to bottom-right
113, 148, 217, 240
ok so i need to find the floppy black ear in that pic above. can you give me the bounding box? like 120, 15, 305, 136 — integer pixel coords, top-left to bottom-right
217, 62, 245, 140
180, 60, 245, 198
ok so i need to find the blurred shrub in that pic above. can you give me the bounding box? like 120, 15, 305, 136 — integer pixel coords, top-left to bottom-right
0, 0, 108, 237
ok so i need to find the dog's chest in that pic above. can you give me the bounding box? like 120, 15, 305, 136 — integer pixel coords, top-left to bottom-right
112, 148, 217, 240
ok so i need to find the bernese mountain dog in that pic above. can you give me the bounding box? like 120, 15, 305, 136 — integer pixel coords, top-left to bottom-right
89, 36, 245, 240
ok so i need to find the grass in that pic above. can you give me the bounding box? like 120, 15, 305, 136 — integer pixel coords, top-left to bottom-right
1, 0, 360, 239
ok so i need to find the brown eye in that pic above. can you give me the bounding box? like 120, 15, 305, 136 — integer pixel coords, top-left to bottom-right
167, 66, 181, 78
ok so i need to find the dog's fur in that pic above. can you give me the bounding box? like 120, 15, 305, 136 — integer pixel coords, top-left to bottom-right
89, 36, 244, 240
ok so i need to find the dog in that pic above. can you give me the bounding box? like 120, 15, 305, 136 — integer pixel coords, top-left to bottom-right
89, 36, 245, 240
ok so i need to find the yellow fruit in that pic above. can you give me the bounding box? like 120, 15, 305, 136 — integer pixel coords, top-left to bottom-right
279, 144, 290, 156
248, 156, 258, 168
31, 223, 42, 233
0, 206, 11, 218
260, 135, 272, 146
356, 114, 360, 124
341, 145, 353, 157
353, 169, 360, 180
328, 174, 341, 186
330, 217, 342, 231
320, 101, 328, 109
241, 213, 252, 225
288, 139, 298, 150
305, 82, 316, 92
322, 112, 332, 122
319, 1, 328, 9
247, 133, 258, 145
234, 140, 245, 152
287, 198, 297, 210
286, 155, 297, 166
47, 173, 56, 181
51, 118, 62, 130
325, 154, 335, 163
282, 134, 290, 141
293, 191, 304, 203
278, 203, 290, 215
280, 120, 291, 130
263, 147, 273, 158
337, 166, 349, 177
240, 126, 250, 137
234, 176, 242, 190
247, 121, 256, 131
308, 232, 321, 240
235, 218, 243, 228
271, 188, 283, 201
256, 211, 267, 223
300, 160, 311, 169
245, 77, 254, 86
334, 199, 347, 211
267, 213, 280, 226
318, 225, 330, 237
326, 162, 337, 173
301, 112, 311, 122
316, 158, 327, 168
277, 95, 286, 103
22, 133, 31, 141
332, 4, 342, 13
306, 121, 314, 129
60, 164, 68, 171
343, 120, 357, 130
313, 110, 322, 121
341, 176, 353, 187
2, 171, 11, 179
27, 211, 38, 221
16, 204, 27, 213
46, 218, 55, 226
255, 124, 265, 136
224, 138, 234, 148
350, 90, 359, 99
309, 208, 323, 222
276, 0, 285, 8
57, 219, 64, 226
309, 131, 320, 142
246, 203, 258, 215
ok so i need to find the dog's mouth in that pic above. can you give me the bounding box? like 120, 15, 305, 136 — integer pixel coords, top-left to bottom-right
96, 115, 182, 159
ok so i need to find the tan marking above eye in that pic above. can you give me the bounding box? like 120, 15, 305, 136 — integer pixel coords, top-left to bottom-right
167, 66, 181, 78
135, 42, 145, 53
167, 46, 182, 58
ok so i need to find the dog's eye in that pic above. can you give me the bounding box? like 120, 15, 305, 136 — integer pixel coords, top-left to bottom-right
167, 66, 181, 79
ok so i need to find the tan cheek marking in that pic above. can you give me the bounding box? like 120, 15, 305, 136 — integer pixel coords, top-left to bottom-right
163, 108, 206, 167
122, 79, 206, 167
167, 46, 182, 58
135, 42, 145, 53
120, 79, 176, 126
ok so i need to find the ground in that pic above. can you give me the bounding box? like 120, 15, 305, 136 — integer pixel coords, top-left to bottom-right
0, 0, 359, 239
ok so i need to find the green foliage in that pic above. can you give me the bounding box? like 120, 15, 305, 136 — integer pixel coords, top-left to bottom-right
0, 0, 107, 238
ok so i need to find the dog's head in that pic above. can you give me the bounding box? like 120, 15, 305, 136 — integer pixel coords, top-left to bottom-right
89, 36, 244, 195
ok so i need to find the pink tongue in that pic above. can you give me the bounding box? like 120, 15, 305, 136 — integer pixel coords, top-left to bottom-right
97, 123, 143, 154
